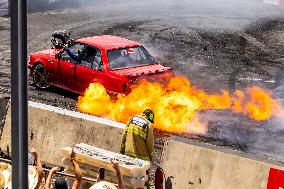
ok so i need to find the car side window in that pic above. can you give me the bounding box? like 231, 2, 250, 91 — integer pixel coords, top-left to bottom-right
80, 46, 102, 70
61, 43, 85, 64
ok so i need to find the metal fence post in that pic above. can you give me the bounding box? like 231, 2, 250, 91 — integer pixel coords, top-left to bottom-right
10, 0, 28, 188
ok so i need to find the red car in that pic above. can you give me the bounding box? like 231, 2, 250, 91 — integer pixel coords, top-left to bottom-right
28, 34, 173, 95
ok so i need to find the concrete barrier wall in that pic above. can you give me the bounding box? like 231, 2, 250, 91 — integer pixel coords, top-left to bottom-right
0, 101, 125, 165
160, 138, 284, 189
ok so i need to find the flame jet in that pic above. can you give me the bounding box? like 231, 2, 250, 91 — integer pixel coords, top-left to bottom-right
78, 77, 282, 133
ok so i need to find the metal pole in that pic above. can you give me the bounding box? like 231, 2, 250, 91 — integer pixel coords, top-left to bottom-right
0, 158, 98, 183
41, 168, 98, 183
10, 0, 28, 188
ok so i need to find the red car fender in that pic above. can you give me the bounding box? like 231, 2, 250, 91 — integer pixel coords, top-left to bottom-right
28, 56, 48, 75
100, 71, 129, 93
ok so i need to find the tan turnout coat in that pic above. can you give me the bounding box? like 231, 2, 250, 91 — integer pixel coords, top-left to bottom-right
120, 114, 154, 161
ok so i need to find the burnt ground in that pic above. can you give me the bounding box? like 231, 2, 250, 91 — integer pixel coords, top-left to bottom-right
1, 1, 284, 186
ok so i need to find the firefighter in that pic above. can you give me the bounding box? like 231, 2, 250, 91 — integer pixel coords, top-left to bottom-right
120, 109, 154, 161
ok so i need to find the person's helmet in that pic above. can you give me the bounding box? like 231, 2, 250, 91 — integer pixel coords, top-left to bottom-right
54, 177, 68, 189
143, 109, 154, 123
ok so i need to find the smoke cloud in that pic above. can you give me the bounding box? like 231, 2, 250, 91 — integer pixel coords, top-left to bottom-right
28, 0, 284, 19
23, 0, 284, 31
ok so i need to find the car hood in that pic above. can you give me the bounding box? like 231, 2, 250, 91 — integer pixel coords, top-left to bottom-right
111, 64, 172, 77
33, 49, 61, 56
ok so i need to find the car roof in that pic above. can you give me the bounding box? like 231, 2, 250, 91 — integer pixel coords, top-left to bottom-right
75, 35, 141, 51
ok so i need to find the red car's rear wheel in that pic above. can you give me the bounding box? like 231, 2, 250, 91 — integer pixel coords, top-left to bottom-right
32, 64, 50, 89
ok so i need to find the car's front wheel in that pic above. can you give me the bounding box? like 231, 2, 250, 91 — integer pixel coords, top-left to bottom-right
32, 64, 50, 89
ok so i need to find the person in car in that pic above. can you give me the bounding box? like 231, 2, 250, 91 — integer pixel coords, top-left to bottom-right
63, 44, 97, 64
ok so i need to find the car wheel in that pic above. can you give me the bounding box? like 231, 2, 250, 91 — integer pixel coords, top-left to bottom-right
32, 64, 50, 89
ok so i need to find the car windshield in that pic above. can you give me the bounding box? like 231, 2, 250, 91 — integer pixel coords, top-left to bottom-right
108, 46, 157, 70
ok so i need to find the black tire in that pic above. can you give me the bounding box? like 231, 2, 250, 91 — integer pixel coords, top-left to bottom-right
32, 64, 50, 89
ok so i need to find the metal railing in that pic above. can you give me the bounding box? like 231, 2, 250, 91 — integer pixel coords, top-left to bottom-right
0, 157, 98, 183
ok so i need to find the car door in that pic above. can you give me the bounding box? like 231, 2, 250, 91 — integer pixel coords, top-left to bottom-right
58, 43, 85, 90
75, 46, 103, 93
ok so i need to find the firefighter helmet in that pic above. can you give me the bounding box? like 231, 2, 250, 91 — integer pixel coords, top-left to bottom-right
143, 109, 154, 123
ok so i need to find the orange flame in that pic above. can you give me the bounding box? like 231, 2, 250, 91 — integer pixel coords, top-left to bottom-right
77, 76, 281, 133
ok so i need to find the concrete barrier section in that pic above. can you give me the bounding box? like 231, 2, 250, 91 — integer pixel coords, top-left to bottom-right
160, 138, 284, 189
2, 99, 284, 188
0, 101, 125, 165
